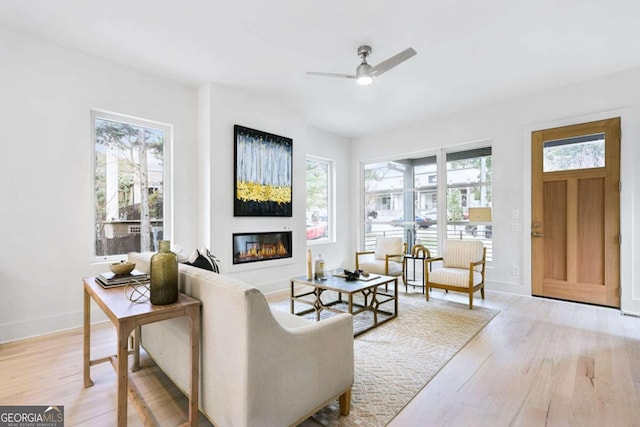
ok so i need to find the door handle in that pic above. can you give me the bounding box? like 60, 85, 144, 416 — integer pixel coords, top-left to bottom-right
531, 231, 545, 238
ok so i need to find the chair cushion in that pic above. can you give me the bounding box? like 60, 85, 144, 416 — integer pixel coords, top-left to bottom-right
357, 259, 403, 276
429, 268, 483, 288
374, 236, 403, 260
442, 240, 484, 271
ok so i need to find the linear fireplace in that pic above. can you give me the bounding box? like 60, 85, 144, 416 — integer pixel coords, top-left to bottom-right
232, 231, 292, 265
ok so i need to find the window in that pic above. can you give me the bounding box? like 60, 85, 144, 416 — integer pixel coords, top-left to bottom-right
543, 133, 605, 172
306, 156, 334, 243
446, 147, 492, 260
93, 111, 172, 260
363, 146, 492, 261
363, 157, 438, 255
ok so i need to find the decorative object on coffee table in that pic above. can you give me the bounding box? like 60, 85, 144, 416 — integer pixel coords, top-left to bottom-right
307, 248, 313, 280
342, 269, 363, 281
150, 240, 178, 305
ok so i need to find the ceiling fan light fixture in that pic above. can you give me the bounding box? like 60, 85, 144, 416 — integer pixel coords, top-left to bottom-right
356, 61, 373, 85
306, 45, 416, 86
356, 74, 373, 85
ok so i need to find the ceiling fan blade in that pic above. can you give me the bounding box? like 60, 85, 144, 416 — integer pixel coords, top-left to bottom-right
307, 71, 356, 79
369, 47, 417, 76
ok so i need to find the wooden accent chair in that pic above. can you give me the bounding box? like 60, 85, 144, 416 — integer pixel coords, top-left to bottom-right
355, 236, 406, 285
424, 239, 486, 309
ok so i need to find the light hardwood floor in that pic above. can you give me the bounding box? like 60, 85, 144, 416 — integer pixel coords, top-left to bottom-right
1, 289, 639, 426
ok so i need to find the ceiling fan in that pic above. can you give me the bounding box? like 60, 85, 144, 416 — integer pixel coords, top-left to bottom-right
307, 45, 417, 85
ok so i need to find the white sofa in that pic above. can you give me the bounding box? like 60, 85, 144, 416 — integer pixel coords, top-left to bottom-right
128, 252, 354, 427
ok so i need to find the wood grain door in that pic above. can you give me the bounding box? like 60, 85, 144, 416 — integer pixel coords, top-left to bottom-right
531, 118, 620, 307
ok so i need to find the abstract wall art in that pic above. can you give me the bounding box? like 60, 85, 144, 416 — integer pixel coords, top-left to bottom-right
234, 125, 293, 216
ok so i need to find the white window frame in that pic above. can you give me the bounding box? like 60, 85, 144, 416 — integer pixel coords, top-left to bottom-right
91, 109, 173, 262
306, 155, 335, 245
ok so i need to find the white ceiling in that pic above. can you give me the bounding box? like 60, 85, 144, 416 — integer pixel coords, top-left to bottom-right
2, 0, 640, 137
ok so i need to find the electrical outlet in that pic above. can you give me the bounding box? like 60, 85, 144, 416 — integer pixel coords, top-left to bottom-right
512, 209, 520, 220
511, 266, 520, 276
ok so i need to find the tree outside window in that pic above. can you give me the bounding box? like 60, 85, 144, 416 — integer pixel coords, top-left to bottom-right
93, 112, 170, 258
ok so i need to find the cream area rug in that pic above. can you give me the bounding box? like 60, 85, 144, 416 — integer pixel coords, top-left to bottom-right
270, 289, 499, 426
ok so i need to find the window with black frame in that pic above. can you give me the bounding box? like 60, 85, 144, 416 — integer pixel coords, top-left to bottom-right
445, 147, 493, 261
362, 147, 493, 261
363, 157, 438, 256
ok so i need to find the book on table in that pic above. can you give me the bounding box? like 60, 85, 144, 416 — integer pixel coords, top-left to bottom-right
96, 270, 150, 288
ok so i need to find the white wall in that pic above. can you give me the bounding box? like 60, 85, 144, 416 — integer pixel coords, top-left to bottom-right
197, 87, 353, 294
306, 127, 352, 270
198, 84, 307, 293
351, 67, 640, 314
0, 28, 199, 342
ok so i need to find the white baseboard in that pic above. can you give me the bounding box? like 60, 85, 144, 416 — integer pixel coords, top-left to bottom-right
485, 279, 530, 296
0, 308, 108, 344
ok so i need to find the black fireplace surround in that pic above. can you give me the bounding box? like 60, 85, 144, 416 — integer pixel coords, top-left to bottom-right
232, 231, 292, 265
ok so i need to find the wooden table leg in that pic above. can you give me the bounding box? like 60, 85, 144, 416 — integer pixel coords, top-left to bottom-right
117, 321, 134, 427
83, 286, 94, 388
132, 326, 141, 372
187, 305, 201, 426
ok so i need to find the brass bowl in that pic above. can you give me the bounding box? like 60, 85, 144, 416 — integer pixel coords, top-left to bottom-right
110, 261, 135, 276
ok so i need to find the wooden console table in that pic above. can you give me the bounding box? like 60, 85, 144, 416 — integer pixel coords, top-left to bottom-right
83, 277, 201, 426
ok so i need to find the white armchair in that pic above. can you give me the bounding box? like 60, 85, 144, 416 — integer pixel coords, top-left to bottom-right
424, 240, 486, 309
355, 236, 406, 283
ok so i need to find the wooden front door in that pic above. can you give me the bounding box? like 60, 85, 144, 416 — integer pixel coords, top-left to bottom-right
531, 118, 620, 307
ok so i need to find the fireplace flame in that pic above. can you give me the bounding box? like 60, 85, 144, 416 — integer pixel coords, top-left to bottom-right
238, 240, 288, 260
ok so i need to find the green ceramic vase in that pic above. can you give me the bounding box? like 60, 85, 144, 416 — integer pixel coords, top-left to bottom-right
150, 240, 179, 305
